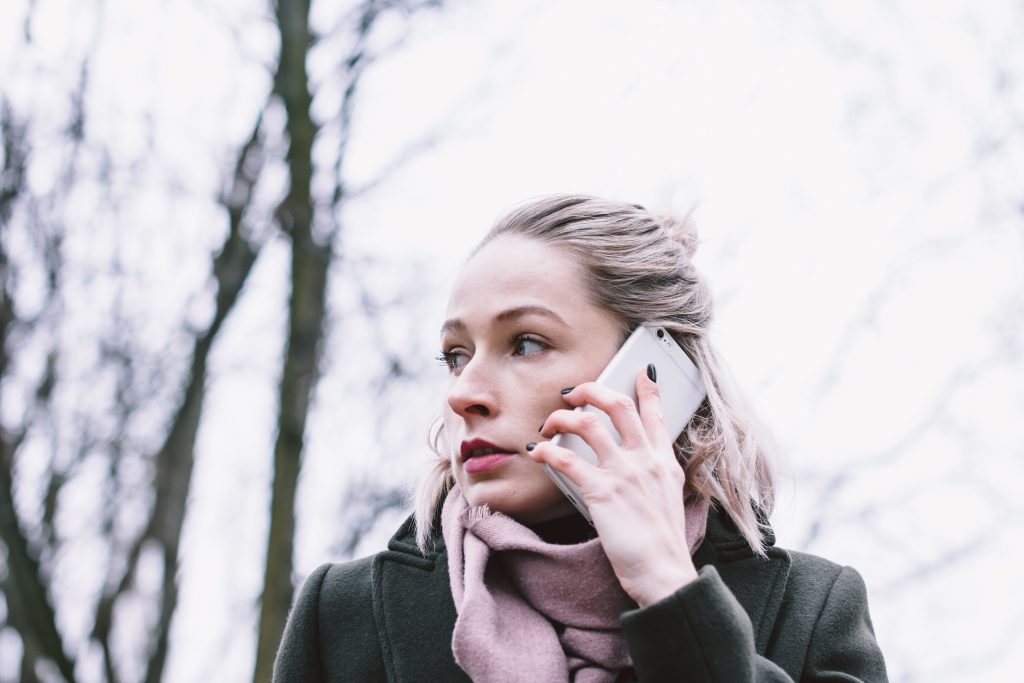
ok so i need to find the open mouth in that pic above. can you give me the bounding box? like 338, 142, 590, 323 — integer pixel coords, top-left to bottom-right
466, 446, 510, 458
461, 438, 515, 461
460, 438, 516, 473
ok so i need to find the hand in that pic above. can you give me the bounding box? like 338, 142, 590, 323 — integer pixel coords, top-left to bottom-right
529, 368, 699, 607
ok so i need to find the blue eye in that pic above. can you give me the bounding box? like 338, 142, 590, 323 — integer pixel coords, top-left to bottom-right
512, 335, 546, 357
437, 350, 469, 373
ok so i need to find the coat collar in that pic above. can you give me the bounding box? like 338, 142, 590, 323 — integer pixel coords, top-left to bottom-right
371, 517, 469, 681
372, 507, 791, 680
691, 506, 791, 654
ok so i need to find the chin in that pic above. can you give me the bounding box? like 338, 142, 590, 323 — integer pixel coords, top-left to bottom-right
462, 480, 574, 525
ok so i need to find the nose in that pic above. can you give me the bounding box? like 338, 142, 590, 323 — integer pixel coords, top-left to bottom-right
446, 357, 497, 418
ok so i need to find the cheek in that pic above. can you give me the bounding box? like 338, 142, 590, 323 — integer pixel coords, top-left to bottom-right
441, 410, 461, 455
531, 354, 609, 408
444, 403, 464, 430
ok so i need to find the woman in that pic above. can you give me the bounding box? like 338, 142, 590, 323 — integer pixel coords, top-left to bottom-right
273, 195, 888, 682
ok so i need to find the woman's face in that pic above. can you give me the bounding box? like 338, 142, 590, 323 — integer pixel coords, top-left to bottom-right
441, 234, 624, 524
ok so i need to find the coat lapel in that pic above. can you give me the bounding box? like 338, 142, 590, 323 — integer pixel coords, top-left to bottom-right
693, 508, 791, 654
373, 510, 791, 679
372, 521, 470, 682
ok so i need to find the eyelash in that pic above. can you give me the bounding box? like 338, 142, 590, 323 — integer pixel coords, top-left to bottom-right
436, 334, 548, 373
435, 350, 461, 372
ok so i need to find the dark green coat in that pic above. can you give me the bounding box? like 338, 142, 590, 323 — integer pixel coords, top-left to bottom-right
273, 510, 888, 682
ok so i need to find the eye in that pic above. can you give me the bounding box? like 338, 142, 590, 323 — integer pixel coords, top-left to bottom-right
436, 349, 469, 374
512, 334, 547, 357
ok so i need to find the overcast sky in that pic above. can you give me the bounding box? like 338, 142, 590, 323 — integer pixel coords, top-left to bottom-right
2, 0, 1022, 681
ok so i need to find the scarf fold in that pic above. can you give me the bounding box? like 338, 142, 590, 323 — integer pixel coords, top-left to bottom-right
442, 487, 710, 683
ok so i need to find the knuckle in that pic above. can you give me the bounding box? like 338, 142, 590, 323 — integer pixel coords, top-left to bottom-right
619, 466, 642, 489
671, 467, 686, 487
642, 458, 662, 478
578, 412, 601, 431
663, 460, 685, 483
615, 395, 636, 414
604, 475, 629, 499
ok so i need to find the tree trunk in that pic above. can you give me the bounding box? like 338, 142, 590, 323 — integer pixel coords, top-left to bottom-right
252, 1, 330, 679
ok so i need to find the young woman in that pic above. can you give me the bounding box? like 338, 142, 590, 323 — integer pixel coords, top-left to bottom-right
273, 195, 889, 682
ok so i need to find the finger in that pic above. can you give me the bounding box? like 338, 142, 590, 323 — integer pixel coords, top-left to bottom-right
540, 407, 621, 465
560, 381, 647, 447
635, 367, 672, 452
528, 440, 601, 489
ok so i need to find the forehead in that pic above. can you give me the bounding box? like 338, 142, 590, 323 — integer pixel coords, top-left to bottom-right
446, 235, 592, 321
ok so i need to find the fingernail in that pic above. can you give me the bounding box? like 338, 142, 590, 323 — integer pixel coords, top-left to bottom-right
526, 442, 537, 452
539, 424, 545, 432
560, 386, 574, 395
647, 363, 657, 382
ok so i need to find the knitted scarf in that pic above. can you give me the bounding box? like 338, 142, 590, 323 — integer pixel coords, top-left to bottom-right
441, 486, 710, 683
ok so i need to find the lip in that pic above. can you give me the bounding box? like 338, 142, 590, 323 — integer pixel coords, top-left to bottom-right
460, 437, 517, 461
463, 452, 514, 474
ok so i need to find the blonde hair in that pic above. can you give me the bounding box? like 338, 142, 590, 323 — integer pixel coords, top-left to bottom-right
414, 194, 776, 555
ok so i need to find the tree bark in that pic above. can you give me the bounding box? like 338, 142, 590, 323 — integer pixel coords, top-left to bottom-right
0, 100, 78, 683
84, 116, 267, 683
251, 2, 444, 677
0, 451, 78, 682
136, 123, 266, 683
252, 2, 328, 680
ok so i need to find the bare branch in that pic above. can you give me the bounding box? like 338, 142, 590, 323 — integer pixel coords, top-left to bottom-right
331, 482, 407, 560
254, 0, 328, 675
139, 111, 267, 683
0, 97, 77, 683
85, 105, 269, 683
0, 456, 77, 681
253, 2, 444, 679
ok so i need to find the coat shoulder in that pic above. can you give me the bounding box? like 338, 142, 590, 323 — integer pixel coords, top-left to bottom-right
318, 555, 376, 621
273, 556, 387, 683
768, 549, 887, 681
783, 549, 846, 594
778, 550, 873, 631
320, 556, 389, 679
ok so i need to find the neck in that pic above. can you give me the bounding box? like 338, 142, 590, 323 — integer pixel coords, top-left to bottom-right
527, 511, 597, 545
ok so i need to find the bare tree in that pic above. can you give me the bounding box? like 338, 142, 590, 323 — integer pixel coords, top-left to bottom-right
2, 0, 450, 679
251, 1, 442, 680
0, 3, 271, 680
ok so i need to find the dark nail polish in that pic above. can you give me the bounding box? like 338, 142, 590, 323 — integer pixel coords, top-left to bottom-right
526, 442, 537, 452
647, 363, 657, 382
560, 386, 575, 395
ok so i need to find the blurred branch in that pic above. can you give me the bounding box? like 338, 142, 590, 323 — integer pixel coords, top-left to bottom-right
0, 97, 78, 683
798, 338, 1014, 550
253, 2, 442, 680
331, 482, 407, 560
328, 0, 398, 210
142, 113, 267, 683
0, 457, 77, 682
87, 106, 269, 683
254, 0, 327, 677
878, 533, 992, 597
0, 102, 29, 232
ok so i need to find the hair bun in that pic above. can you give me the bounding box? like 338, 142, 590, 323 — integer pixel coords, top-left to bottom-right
654, 212, 699, 259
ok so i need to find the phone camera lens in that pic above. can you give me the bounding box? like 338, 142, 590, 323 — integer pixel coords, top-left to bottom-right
656, 329, 665, 338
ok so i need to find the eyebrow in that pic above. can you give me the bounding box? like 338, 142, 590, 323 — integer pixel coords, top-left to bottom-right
440, 305, 569, 338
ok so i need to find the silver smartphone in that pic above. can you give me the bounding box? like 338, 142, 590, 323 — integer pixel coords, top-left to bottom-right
543, 325, 707, 523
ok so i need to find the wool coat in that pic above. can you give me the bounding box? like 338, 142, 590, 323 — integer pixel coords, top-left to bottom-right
273, 508, 888, 682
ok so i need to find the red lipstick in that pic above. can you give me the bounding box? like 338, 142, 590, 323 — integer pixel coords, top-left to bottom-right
460, 438, 516, 474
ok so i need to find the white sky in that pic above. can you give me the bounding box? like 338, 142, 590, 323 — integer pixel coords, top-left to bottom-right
2, 0, 1023, 681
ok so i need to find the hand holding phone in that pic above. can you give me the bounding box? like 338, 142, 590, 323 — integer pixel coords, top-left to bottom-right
542, 325, 706, 523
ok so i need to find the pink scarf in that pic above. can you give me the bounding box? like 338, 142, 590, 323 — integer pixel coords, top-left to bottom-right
442, 487, 710, 683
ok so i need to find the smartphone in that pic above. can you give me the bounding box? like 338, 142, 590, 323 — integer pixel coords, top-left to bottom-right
543, 325, 707, 524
